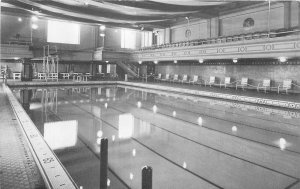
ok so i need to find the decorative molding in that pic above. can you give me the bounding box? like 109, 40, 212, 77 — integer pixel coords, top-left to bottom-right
0, 44, 33, 59
134, 36, 300, 61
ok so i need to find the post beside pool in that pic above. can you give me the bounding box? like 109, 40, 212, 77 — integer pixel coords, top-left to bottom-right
100, 138, 108, 189
142, 166, 152, 189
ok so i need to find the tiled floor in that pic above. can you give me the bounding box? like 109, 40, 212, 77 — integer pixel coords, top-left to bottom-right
0, 83, 45, 189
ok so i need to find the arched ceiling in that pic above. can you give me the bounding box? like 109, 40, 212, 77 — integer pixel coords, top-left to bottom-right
1, 0, 262, 30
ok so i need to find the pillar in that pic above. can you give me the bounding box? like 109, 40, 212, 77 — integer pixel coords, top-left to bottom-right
142, 166, 152, 189
283, 1, 291, 29
21, 58, 33, 81
90, 62, 97, 76
100, 138, 108, 189
165, 28, 171, 44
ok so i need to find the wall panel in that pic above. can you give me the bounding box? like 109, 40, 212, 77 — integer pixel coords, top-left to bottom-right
156, 64, 300, 87
220, 3, 285, 36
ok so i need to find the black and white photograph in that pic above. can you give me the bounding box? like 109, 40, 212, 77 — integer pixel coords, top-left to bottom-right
0, 0, 300, 189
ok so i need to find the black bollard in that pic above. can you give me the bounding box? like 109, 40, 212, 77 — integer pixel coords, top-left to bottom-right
142, 166, 152, 189
100, 138, 108, 189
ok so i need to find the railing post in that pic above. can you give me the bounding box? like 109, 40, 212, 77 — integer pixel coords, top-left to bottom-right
142, 166, 152, 189
100, 138, 108, 189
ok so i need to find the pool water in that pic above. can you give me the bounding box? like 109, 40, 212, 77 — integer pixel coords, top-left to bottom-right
13, 85, 300, 189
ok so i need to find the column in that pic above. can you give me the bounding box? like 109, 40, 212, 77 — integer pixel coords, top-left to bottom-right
21, 58, 33, 81
283, 1, 291, 29
165, 28, 171, 44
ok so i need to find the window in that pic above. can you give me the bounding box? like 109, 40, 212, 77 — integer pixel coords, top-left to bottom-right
121, 29, 136, 49
141, 31, 153, 47
47, 20, 80, 44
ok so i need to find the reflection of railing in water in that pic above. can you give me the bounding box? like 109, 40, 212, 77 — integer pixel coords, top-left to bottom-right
209, 99, 300, 119
41, 89, 58, 121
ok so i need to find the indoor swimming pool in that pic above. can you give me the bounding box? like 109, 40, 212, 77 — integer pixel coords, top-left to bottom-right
12, 85, 300, 189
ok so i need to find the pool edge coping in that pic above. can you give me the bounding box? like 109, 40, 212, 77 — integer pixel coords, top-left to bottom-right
3, 83, 79, 189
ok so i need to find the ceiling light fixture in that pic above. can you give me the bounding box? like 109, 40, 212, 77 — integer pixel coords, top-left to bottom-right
233, 58, 238, 63
174, 60, 177, 63
18, 17, 22, 22
100, 25, 106, 31
100, 33, 105, 37
31, 24, 38, 30
31, 16, 38, 22
154, 60, 158, 64
138, 61, 142, 64
199, 59, 204, 63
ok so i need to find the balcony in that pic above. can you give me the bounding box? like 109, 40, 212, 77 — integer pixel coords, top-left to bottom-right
134, 29, 300, 61
0, 44, 33, 59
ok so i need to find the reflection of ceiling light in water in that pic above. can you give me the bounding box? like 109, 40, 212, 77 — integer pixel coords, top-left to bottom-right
232, 126, 237, 132
183, 162, 187, 169
137, 101, 142, 108
279, 138, 286, 150
132, 149, 136, 157
197, 117, 203, 126
153, 105, 157, 113
130, 173, 134, 180
97, 130, 103, 138
107, 179, 110, 187
112, 135, 115, 141
172, 111, 176, 117
104, 103, 108, 108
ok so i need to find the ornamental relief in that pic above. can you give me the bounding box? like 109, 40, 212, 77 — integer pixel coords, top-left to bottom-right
139, 40, 298, 59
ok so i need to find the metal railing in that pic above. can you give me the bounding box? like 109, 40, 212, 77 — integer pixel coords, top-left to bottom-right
140, 29, 300, 51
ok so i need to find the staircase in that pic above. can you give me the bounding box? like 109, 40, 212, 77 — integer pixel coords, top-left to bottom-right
116, 61, 139, 78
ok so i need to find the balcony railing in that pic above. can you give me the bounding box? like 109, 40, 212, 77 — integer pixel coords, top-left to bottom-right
139, 27, 300, 51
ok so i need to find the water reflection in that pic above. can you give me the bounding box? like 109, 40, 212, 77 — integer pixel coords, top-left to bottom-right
20, 89, 32, 111
118, 113, 134, 139
44, 120, 78, 150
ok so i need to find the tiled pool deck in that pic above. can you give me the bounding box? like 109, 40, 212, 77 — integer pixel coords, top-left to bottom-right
1, 82, 78, 189
0, 83, 45, 189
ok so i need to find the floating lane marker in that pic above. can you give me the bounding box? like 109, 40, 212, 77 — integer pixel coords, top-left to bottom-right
4, 84, 78, 189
